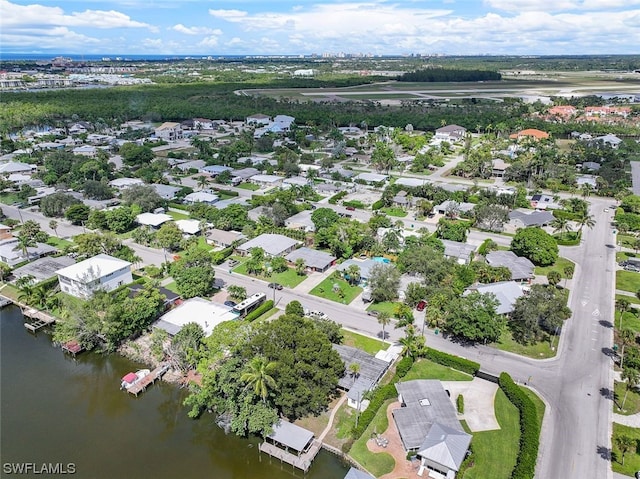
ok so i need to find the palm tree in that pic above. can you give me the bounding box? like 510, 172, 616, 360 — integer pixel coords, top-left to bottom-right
13, 234, 35, 258
294, 258, 306, 276
576, 213, 596, 235
348, 363, 361, 382
616, 298, 631, 329
620, 329, 636, 370
551, 217, 572, 237
621, 366, 640, 412
49, 220, 59, 238
345, 264, 361, 286
581, 184, 594, 198
615, 434, 635, 465
196, 175, 208, 190
241, 356, 278, 404
563, 264, 574, 288
377, 311, 391, 340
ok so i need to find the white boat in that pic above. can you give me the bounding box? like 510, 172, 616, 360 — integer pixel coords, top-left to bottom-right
120, 369, 151, 390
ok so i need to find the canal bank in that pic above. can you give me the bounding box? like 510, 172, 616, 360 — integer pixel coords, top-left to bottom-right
0, 306, 350, 479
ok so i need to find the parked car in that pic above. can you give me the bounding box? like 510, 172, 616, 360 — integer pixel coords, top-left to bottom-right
416, 300, 427, 311
309, 310, 329, 320
224, 300, 237, 307
228, 259, 239, 267
625, 265, 640, 272
367, 310, 379, 317
268, 282, 283, 290
345, 206, 356, 211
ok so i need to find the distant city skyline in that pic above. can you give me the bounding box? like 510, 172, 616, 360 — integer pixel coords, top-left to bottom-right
1, 0, 639, 56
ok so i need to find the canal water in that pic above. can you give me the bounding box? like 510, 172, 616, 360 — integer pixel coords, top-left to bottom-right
0, 306, 349, 478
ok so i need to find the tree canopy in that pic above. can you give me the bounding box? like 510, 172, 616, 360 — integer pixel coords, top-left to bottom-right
511, 227, 558, 266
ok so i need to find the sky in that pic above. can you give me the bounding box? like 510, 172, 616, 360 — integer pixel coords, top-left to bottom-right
1, 0, 639, 56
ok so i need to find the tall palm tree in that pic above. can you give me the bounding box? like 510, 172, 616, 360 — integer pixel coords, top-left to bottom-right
620, 366, 639, 412
616, 298, 631, 330
619, 329, 636, 370
13, 234, 35, 258
615, 434, 634, 465
49, 220, 59, 238
551, 217, 572, 237
377, 311, 391, 340
576, 213, 596, 235
241, 356, 278, 404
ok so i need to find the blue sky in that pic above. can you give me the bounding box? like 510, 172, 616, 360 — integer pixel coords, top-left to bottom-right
1, 0, 639, 56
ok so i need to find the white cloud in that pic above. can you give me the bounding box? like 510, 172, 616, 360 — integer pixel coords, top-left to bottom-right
171, 24, 222, 35
483, 0, 578, 12
208, 9, 248, 21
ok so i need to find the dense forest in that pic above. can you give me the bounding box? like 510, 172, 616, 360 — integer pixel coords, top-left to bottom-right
398, 68, 501, 82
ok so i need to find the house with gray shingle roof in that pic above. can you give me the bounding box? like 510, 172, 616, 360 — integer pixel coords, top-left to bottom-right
508, 210, 555, 228
486, 251, 534, 283
464, 281, 524, 315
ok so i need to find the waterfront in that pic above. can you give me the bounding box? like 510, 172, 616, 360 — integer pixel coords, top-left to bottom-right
0, 306, 349, 479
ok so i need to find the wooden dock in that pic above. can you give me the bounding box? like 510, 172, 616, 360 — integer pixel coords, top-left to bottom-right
259, 440, 321, 473
62, 340, 84, 356
127, 363, 170, 397
23, 308, 56, 332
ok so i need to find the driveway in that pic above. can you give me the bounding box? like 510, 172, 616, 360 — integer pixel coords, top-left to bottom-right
442, 378, 500, 432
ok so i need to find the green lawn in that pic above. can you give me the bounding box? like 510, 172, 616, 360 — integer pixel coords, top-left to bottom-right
349, 399, 396, 477
233, 263, 307, 288
47, 237, 73, 249
617, 270, 640, 294
618, 251, 639, 263
616, 311, 640, 334
462, 389, 519, 479
534, 257, 575, 279
310, 277, 362, 304
167, 210, 191, 221
366, 301, 402, 316
236, 182, 260, 191
617, 294, 640, 306
342, 329, 387, 355
614, 381, 640, 415
612, 423, 640, 475
402, 358, 473, 382
494, 329, 557, 359
380, 207, 408, 217
0, 192, 21, 205
163, 280, 181, 294
618, 235, 638, 249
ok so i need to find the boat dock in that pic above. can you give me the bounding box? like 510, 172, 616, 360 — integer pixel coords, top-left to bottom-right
23, 308, 56, 332
127, 363, 170, 397
61, 340, 84, 356
0, 295, 12, 308
259, 440, 321, 473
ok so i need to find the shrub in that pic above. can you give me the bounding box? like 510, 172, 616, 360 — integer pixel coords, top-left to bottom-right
372, 199, 385, 210
343, 200, 366, 209
211, 246, 234, 265
424, 348, 480, 375
457, 394, 464, 414
244, 300, 274, 322
498, 372, 540, 479
329, 191, 348, 204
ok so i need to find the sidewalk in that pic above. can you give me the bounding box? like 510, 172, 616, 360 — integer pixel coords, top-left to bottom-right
614, 412, 640, 428
293, 267, 336, 294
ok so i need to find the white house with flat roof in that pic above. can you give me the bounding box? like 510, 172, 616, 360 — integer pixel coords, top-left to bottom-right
154, 122, 183, 141
153, 297, 238, 336
183, 191, 219, 205
56, 253, 133, 299
109, 177, 144, 190
354, 172, 388, 184
250, 174, 283, 188
237, 233, 300, 257
135, 212, 173, 228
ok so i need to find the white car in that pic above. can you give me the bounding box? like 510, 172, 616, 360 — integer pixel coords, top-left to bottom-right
309, 310, 329, 320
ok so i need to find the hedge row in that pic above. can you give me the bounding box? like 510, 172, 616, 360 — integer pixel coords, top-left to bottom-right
342, 200, 366, 209
211, 246, 234, 265
328, 191, 348, 204
424, 348, 480, 376
371, 199, 385, 210
351, 356, 414, 439
211, 187, 239, 197
498, 372, 540, 479
244, 300, 274, 322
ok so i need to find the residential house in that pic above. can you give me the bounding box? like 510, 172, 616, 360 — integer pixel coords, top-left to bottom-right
486, 251, 535, 283
585, 106, 631, 118
152, 184, 182, 201
0, 161, 37, 177
337, 259, 381, 284
392, 191, 413, 208
441, 239, 476, 265
183, 191, 219, 205
576, 174, 598, 188
56, 253, 133, 299
193, 118, 214, 130
0, 223, 12, 240
236, 233, 300, 257
0, 238, 56, 266
245, 113, 271, 126
201, 165, 233, 176
508, 210, 555, 228
12, 256, 75, 283
547, 105, 577, 120
530, 194, 561, 210
491, 159, 509, 177
395, 177, 429, 188
72, 145, 97, 157
509, 128, 550, 141
272, 114, 295, 131
354, 172, 388, 184
154, 122, 183, 141
135, 212, 173, 228
285, 247, 336, 273
433, 200, 475, 216
582, 161, 601, 172
154, 297, 237, 336
591, 134, 622, 148
282, 176, 309, 188
464, 281, 524, 315
333, 344, 390, 410
207, 229, 246, 248
392, 380, 471, 478
129, 283, 180, 311
284, 210, 315, 233
174, 160, 206, 172
434, 125, 467, 142
249, 174, 283, 188
231, 167, 260, 185
175, 219, 201, 235
109, 177, 144, 190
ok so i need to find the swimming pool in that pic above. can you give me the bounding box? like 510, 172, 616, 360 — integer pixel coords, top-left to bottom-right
373, 256, 391, 264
